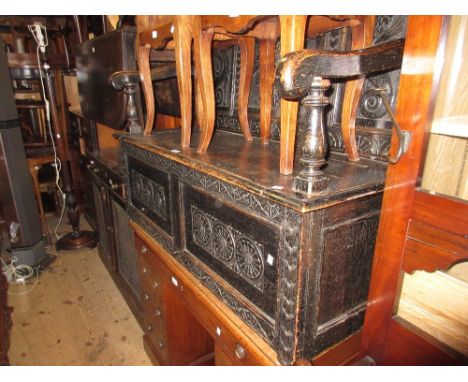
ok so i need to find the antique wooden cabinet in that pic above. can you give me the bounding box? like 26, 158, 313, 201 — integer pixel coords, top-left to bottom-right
85, 148, 142, 326
122, 130, 386, 365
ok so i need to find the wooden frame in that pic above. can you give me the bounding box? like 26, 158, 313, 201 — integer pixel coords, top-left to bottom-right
361, 16, 468, 365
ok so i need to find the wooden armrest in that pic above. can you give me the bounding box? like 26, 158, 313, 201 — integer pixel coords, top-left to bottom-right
276, 38, 405, 100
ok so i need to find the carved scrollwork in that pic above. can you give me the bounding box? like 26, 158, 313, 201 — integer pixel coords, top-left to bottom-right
276, 208, 302, 365
358, 71, 399, 122
374, 15, 408, 44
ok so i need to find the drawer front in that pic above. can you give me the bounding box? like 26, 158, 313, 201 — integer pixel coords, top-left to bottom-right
128, 155, 173, 238
181, 183, 280, 318
136, 236, 169, 363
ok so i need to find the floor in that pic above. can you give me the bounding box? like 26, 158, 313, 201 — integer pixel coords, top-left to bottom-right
5, 216, 152, 366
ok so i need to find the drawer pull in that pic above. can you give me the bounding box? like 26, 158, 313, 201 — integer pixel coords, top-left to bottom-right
235, 344, 246, 360
155, 309, 161, 317
142, 266, 148, 274
147, 324, 153, 332
144, 293, 150, 301
171, 276, 178, 287
141, 246, 148, 254
153, 280, 160, 289
159, 341, 164, 349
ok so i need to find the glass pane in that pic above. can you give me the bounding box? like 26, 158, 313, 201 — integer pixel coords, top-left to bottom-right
421, 16, 468, 201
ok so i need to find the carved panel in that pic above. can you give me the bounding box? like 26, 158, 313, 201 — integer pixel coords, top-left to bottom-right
123, 142, 286, 223
190, 205, 266, 292
211, 16, 407, 162
131, 170, 167, 219
183, 183, 280, 317
127, 154, 173, 237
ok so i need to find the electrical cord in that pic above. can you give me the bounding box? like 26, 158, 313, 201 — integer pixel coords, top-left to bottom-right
28, 22, 67, 240
1, 257, 39, 295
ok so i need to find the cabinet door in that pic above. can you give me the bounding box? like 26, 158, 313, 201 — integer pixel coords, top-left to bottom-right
362, 16, 468, 365
92, 179, 115, 270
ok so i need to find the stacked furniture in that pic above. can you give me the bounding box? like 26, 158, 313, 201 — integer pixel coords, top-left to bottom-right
126, 16, 407, 365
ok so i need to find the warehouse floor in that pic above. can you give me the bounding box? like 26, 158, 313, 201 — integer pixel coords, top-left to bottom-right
6, 217, 152, 366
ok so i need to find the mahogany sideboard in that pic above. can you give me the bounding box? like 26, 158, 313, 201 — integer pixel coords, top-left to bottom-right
121, 130, 386, 365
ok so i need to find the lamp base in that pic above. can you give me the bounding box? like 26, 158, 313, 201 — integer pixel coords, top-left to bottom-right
56, 230, 98, 251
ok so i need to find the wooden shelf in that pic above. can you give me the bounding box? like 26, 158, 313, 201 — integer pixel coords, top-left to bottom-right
431, 115, 468, 138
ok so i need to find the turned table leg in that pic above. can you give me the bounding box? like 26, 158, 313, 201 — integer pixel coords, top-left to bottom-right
279, 16, 307, 175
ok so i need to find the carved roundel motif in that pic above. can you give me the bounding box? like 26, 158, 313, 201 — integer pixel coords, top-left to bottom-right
235, 237, 264, 281
192, 211, 212, 248
212, 223, 235, 262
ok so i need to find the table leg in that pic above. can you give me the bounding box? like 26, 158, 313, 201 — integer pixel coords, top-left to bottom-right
138, 44, 154, 136
279, 16, 307, 175
259, 38, 276, 144
237, 37, 254, 142
174, 16, 194, 149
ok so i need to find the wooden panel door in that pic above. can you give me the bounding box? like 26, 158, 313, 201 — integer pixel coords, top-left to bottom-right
361, 16, 468, 365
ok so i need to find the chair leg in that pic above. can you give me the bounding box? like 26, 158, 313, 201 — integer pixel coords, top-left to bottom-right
173, 16, 194, 149
341, 16, 375, 161
258, 38, 276, 144
279, 16, 307, 175
138, 44, 155, 136
237, 37, 254, 142
193, 26, 215, 153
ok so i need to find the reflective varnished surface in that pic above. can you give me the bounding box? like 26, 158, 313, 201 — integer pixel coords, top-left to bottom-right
122, 129, 386, 212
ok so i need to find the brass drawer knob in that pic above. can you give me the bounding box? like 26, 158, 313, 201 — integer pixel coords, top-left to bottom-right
142, 266, 148, 274
159, 341, 164, 349
141, 246, 148, 254
235, 344, 246, 360
144, 293, 150, 301
155, 309, 161, 317
153, 280, 160, 289
147, 324, 153, 332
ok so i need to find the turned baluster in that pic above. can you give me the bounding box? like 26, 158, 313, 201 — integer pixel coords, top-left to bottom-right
277, 38, 405, 195
294, 77, 330, 194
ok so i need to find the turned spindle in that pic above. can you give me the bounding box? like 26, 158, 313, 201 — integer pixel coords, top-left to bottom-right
277, 38, 405, 195
294, 77, 330, 194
